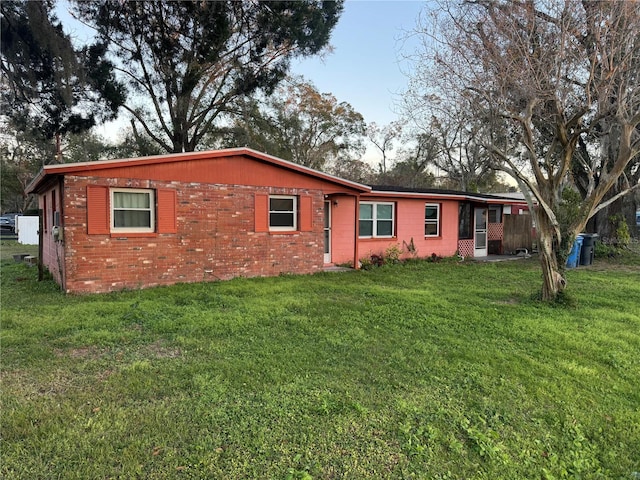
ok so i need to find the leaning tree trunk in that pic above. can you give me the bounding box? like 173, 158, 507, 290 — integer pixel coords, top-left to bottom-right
535, 199, 593, 301
537, 229, 566, 301
535, 210, 568, 301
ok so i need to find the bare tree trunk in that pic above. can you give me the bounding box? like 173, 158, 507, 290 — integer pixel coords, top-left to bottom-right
538, 233, 565, 300
536, 211, 567, 301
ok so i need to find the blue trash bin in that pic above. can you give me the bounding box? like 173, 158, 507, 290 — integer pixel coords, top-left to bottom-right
566, 235, 583, 268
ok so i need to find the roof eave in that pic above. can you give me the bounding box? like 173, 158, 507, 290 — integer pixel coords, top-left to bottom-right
25, 148, 372, 194
366, 189, 529, 204
25, 168, 47, 195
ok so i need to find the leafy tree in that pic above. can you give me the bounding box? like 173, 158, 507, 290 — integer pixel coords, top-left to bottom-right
0, 129, 50, 213
379, 160, 437, 189
331, 157, 376, 184
60, 130, 114, 164
0, 128, 117, 212
220, 77, 366, 171
406, 0, 640, 300
378, 132, 438, 188
109, 125, 166, 159
72, 1, 343, 153
1, 0, 124, 159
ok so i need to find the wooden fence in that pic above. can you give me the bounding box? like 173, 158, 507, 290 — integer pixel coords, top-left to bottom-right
502, 214, 533, 254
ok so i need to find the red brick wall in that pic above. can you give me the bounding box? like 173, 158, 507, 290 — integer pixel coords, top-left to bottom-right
60, 176, 324, 293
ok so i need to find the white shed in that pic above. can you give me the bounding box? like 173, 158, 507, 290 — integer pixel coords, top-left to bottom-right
16, 216, 39, 245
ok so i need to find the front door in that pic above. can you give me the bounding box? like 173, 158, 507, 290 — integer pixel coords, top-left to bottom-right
324, 201, 331, 263
474, 207, 488, 257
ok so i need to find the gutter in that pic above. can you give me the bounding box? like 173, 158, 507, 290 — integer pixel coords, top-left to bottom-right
365, 189, 528, 205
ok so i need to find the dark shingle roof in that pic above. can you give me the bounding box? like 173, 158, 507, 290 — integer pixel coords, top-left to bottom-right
368, 185, 522, 202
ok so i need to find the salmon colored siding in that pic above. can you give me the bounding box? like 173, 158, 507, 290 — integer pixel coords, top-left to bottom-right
328, 195, 358, 265
353, 197, 459, 263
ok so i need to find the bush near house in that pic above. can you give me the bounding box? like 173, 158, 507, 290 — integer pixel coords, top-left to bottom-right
1, 252, 639, 479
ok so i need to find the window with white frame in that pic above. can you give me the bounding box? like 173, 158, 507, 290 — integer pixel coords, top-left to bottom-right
269, 195, 297, 231
359, 202, 394, 238
425, 203, 440, 237
111, 188, 155, 233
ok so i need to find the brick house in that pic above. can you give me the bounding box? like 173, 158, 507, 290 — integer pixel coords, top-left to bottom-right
27, 148, 529, 293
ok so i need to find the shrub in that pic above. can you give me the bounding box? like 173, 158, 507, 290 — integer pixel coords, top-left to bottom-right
359, 256, 374, 270
384, 244, 403, 264
427, 253, 443, 263
594, 241, 617, 258
610, 214, 631, 248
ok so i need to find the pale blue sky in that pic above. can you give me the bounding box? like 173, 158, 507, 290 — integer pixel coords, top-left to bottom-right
292, 1, 425, 126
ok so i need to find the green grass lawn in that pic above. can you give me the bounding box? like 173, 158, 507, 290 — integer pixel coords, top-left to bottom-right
1, 245, 639, 479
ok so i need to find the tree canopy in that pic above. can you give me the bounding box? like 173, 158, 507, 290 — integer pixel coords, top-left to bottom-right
219, 77, 366, 172
406, 0, 640, 300
71, 0, 344, 153
1, 0, 124, 150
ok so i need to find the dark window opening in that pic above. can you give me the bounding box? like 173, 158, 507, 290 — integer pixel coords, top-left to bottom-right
459, 202, 473, 239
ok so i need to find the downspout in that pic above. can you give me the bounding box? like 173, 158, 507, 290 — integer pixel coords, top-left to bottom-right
354, 193, 360, 269
456, 202, 461, 254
